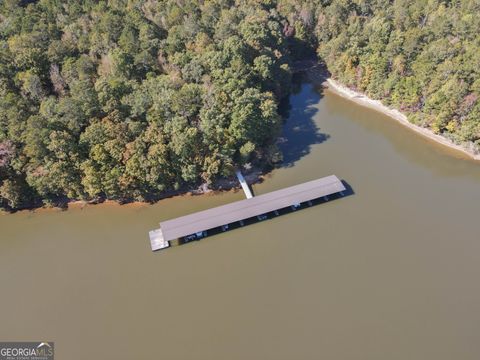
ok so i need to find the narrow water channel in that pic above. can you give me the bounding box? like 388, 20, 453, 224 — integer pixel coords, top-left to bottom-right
1, 81, 479, 360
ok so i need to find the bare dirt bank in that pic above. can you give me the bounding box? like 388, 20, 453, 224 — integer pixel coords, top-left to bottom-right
2, 168, 265, 213
324, 78, 480, 161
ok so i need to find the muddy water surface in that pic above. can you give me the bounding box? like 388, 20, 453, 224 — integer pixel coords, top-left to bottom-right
1, 82, 480, 360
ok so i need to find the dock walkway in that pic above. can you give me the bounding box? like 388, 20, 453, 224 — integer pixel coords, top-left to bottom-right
235, 170, 254, 199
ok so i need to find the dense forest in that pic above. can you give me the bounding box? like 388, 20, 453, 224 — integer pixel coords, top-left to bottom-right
0, 0, 296, 209
278, 0, 480, 150
1, 0, 479, 210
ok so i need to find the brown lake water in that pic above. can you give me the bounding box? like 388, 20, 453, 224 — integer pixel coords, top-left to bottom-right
1, 82, 480, 360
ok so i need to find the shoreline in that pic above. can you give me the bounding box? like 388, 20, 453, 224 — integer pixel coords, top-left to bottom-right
1, 169, 264, 214
324, 78, 480, 161
3, 67, 478, 214
0, 188, 240, 215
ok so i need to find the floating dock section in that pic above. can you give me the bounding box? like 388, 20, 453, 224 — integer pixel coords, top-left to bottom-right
149, 175, 345, 251
148, 229, 170, 251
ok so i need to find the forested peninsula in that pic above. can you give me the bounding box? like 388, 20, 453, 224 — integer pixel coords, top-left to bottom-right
1, 0, 479, 210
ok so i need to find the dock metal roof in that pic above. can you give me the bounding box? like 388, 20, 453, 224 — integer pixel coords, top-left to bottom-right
159, 175, 345, 241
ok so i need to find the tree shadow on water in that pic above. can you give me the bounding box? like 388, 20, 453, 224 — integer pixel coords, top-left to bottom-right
277, 75, 330, 168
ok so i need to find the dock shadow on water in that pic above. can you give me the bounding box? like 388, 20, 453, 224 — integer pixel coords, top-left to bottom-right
278, 74, 330, 168
340, 180, 355, 196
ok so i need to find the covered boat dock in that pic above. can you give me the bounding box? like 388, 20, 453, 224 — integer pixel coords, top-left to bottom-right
149, 174, 345, 251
